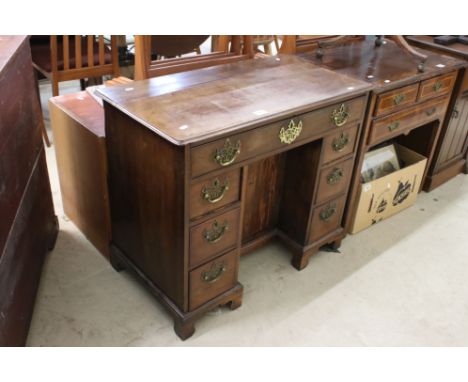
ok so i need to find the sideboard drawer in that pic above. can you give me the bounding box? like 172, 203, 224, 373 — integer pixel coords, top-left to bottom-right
315, 157, 354, 205
191, 96, 367, 177
190, 208, 240, 267
375, 84, 419, 116
308, 195, 346, 243
368, 95, 450, 146
321, 124, 359, 164
418, 72, 457, 102
190, 169, 241, 220
189, 249, 238, 310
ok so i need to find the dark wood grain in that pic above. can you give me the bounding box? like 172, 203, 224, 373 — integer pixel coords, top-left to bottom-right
0, 36, 58, 346
98, 55, 371, 145
105, 105, 187, 310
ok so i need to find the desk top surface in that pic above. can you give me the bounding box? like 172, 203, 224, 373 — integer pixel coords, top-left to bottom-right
299, 38, 465, 93
406, 35, 468, 60
0, 35, 27, 75
49, 92, 105, 138
98, 55, 371, 146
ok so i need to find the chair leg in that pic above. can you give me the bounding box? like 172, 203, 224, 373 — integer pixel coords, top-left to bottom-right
52, 78, 59, 97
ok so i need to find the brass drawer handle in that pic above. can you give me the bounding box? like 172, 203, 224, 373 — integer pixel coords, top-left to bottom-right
319, 203, 337, 221
327, 168, 344, 185
388, 121, 400, 131
201, 261, 226, 283
452, 108, 459, 119
331, 104, 350, 127
332, 132, 350, 152
201, 178, 229, 204
393, 94, 406, 105
214, 139, 241, 167
203, 220, 229, 243
279, 119, 303, 144
426, 107, 437, 116
433, 81, 443, 92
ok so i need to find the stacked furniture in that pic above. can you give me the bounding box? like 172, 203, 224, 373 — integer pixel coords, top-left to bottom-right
98, 55, 371, 339
406, 36, 468, 188
296, 38, 465, 230
0, 36, 58, 346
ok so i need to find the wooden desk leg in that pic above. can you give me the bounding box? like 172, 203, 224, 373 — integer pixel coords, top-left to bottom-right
174, 319, 196, 341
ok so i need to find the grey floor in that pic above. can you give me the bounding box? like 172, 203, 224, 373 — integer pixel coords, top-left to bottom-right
27, 79, 468, 346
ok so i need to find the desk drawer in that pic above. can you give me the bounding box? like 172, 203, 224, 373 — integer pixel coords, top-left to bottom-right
368, 95, 450, 146
418, 72, 457, 102
375, 84, 419, 116
316, 157, 354, 205
321, 124, 359, 164
190, 169, 241, 220
308, 195, 346, 243
191, 96, 367, 177
189, 249, 238, 310
190, 208, 240, 267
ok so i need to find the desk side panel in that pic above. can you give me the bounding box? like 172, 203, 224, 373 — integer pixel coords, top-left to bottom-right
105, 104, 187, 310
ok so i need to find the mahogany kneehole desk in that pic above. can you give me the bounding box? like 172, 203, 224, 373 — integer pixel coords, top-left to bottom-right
98, 56, 371, 340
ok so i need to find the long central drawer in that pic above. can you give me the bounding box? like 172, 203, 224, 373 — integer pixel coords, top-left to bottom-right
191, 96, 367, 177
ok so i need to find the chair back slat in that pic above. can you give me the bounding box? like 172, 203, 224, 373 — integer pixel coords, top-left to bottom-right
50, 35, 58, 73
87, 36, 94, 68
63, 36, 70, 70
134, 35, 254, 80
98, 35, 105, 66
75, 35, 82, 69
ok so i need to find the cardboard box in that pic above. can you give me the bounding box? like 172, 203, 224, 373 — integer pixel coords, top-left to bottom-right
350, 144, 428, 234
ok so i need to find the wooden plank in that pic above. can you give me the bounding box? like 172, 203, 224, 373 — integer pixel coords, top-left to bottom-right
75, 35, 82, 69
87, 35, 94, 67
63, 35, 69, 70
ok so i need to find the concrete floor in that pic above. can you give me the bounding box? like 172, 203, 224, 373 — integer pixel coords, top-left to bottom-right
27, 79, 468, 346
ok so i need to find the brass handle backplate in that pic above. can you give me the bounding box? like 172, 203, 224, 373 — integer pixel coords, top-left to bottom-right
332, 133, 350, 152
388, 121, 400, 131
201, 261, 226, 283
327, 168, 344, 185
433, 81, 443, 92
214, 139, 241, 166
393, 94, 406, 105
319, 203, 337, 221
202, 178, 229, 204
203, 220, 229, 243
279, 119, 303, 144
331, 104, 350, 127
426, 107, 437, 116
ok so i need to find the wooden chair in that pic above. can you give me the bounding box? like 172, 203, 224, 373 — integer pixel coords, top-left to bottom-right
134, 35, 254, 80
31, 35, 120, 96
252, 35, 280, 55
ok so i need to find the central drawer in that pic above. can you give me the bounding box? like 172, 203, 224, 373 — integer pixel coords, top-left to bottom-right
191, 96, 367, 177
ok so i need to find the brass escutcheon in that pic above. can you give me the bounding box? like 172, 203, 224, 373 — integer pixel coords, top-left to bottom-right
201, 178, 229, 204
203, 220, 229, 243
332, 133, 349, 152
279, 119, 303, 144
331, 104, 350, 127
433, 81, 442, 92
393, 94, 406, 105
327, 168, 344, 185
426, 107, 437, 116
319, 203, 337, 221
388, 121, 400, 131
214, 139, 241, 166
201, 261, 226, 283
